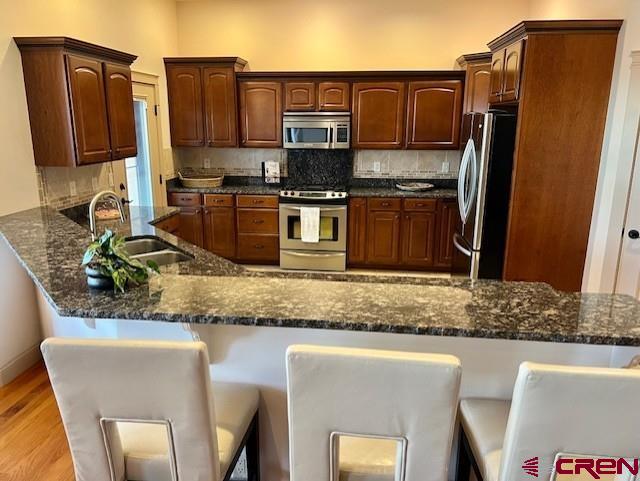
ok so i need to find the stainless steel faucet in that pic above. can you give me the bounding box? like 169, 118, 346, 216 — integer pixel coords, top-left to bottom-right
89, 190, 126, 240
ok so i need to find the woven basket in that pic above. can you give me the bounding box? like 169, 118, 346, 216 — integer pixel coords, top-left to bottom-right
178, 171, 224, 188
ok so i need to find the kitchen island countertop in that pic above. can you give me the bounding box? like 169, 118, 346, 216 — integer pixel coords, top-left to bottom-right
0, 206, 639, 345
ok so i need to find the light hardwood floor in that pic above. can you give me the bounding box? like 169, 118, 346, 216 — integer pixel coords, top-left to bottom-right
0, 362, 73, 481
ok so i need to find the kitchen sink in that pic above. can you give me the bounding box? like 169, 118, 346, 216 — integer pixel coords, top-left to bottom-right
124, 237, 194, 266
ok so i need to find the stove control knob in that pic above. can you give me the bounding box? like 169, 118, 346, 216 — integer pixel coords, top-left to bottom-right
331, 193, 336, 197
282, 192, 288, 196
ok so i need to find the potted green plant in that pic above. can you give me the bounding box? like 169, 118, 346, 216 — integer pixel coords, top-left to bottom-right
82, 229, 159, 292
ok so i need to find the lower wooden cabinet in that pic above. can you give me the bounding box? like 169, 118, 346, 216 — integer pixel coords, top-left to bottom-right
153, 213, 181, 236
347, 197, 456, 270
235, 194, 279, 264
177, 207, 205, 248
203, 207, 236, 258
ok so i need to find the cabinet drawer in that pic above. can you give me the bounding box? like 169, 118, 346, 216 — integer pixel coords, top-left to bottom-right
403, 198, 437, 211
168, 192, 202, 207
237, 209, 279, 234
368, 198, 402, 211
237, 195, 278, 209
153, 214, 180, 234
237, 234, 279, 261
203, 194, 234, 207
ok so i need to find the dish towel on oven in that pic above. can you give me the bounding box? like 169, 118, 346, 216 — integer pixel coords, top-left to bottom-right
300, 207, 320, 243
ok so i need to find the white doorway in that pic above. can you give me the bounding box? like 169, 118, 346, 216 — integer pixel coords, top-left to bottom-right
113, 73, 166, 207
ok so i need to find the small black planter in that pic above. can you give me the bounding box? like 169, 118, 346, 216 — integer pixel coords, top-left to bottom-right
85, 266, 114, 290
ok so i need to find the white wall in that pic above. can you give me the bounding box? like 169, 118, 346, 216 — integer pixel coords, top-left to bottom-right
0, 0, 180, 383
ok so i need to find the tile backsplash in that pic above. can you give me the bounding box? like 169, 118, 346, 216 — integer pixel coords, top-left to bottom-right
176, 148, 459, 179
37, 163, 115, 210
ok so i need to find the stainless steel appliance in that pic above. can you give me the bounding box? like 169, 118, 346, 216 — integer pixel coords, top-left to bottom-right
279, 187, 348, 271
283, 112, 350, 149
453, 111, 518, 279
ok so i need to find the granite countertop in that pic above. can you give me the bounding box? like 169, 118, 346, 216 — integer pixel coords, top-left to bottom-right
348, 187, 457, 199
1, 206, 639, 345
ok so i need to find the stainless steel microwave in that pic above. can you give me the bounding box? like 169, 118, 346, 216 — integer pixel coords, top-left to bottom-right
282, 112, 350, 149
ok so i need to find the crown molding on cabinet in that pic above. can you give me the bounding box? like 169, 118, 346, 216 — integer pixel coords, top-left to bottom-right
14, 36, 137, 64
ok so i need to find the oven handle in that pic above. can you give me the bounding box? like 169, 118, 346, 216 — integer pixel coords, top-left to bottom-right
281, 206, 347, 213
283, 251, 346, 258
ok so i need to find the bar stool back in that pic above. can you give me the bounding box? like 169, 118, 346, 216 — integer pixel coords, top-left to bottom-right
41, 338, 259, 481
286, 345, 462, 481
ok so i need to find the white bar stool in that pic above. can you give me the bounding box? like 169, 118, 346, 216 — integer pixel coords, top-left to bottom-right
41, 338, 260, 481
286, 344, 462, 481
456, 362, 640, 481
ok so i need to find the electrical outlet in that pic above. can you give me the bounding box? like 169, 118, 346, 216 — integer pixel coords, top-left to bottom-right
441, 161, 450, 173
91, 177, 99, 191
69, 180, 77, 196
204, 157, 212, 168
108, 172, 114, 187
373, 161, 381, 173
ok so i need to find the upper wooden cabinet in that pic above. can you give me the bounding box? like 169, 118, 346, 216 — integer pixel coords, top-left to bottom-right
488, 40, 524, 104
15, 37, 137, 167
406, 80, 463, 149
318, 82, 350, 111
239, 81, 283, 148
352, 81, 405, 149
457, 52, 492, 114
164, 57, 246, 148
104, 62, 137, 159
285, 82, 316, 111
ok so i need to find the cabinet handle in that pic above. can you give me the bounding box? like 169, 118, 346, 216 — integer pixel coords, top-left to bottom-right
381, 202, 390, 207
252, 199, 264, 204
253, 219, 264, 224
215, 199, 224, 203
254, 244, 264, 249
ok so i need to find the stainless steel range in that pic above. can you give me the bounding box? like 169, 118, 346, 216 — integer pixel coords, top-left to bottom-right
279, 186, 348, 271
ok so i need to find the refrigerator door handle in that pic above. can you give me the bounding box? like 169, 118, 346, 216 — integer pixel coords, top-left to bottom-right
458, 139, 478, 224
453, 233, 472, 257
458, 139, 474, 221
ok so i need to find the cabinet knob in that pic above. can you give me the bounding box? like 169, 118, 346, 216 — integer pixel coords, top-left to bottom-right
381, 202, 390, 207
254, 244, 264, 249
253, 200, 264, 204
253, 219, 264, 224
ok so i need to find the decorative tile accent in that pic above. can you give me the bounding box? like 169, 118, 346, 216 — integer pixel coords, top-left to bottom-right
175, 148, 287, 177
37, 163, 117, 210
354, 150, 460, 179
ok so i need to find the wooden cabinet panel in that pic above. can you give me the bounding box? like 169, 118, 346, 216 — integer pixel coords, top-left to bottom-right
502, 40, 524, 102
400, 211, 436, 267
203, 67, 238, 147
236, 195, 279, 209
153, 214, 180, 236
348, 198, 367, 265
435, 199, 457, 268
403, 198, 437, 211
464, 63, 491, 114
104, 62, 137, 159
352, 82, 405, 149
237, 234, 279, 262
65, 54, 111, 165
239, 81, 282, 147
203, 194, 234, 207
203, 207, 236, 258
168, 192, 202, 207
237, 209, 279, 234
406, 80, 463, 149
488, 49, 505, 104
177, 207, 204, 248
285, 82, 316, 111
318, 82, 350, 111
368, 198, 401, 211
366, 210, 401, 265
166, 65, 204, 147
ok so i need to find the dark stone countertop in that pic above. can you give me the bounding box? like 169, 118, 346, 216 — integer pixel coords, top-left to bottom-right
1, 206, 639, 346
348, 187, 457, 198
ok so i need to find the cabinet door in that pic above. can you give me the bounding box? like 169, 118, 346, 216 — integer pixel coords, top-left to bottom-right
239, 81, 282, 147
352, 82, 405, 149
400, 211, 436, 267
203, 207, 236, 258
488, 49, 505, 104
464, 63, 491, 114
502, 40, 524, 102
285, 82, 316, 111
366, 210, 401, 265
406, 80, 463, 149
177, 207, 204, 248
104, 63, 137, 159
348, 198, 368, 265
166, 65, 204, 147
435, 199, 457, 268
318, 82, 350, 111
65, 54, 111, 165
203, 67, 237, 147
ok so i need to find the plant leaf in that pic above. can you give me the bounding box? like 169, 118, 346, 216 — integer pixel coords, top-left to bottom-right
146, 260, 160, 274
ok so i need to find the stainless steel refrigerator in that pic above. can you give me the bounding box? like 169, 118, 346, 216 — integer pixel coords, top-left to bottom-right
453, 110, 518, 279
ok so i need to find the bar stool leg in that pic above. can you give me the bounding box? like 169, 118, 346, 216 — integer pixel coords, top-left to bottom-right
455, 425, 472, 481
246, 413, 260, 481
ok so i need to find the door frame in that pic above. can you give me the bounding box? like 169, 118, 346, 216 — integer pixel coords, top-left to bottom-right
111, 71, 167, 207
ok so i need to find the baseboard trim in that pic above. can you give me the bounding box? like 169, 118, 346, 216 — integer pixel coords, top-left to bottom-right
0, 343, 42, 387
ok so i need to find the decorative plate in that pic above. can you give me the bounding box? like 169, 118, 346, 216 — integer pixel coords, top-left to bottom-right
395, 182, 435, 192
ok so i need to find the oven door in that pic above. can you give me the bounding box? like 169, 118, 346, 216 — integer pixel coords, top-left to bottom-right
283, 121, 332, 149
279, 204, 347, 251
